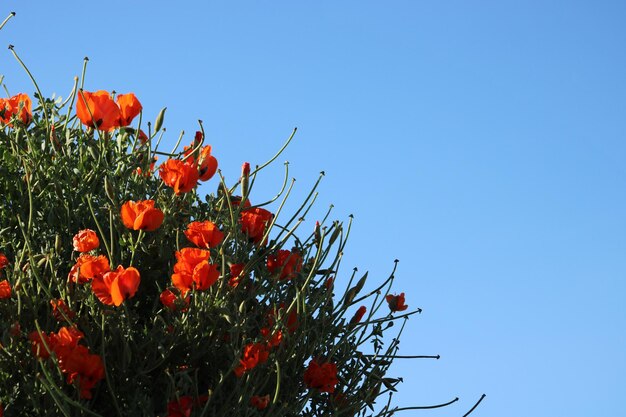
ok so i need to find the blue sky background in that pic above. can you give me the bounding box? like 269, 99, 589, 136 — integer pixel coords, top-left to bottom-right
2, 1, 625, 416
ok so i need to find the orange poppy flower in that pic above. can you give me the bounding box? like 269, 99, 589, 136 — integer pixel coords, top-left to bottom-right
68, 254, 110, 284
0, 280, 11, 299
120, 200, 164, 231
159, 159, 199, 195
72, 229, 99, 252
240, 207, 273, 245
91, 265, 141, 306
197, 145, 218, 181
385, 292, 408, 312
171, 248, 219, 294
303, 359, 339, 393
250, 395, 270, 410
116, 93, 142, 126
0, 93, 32, 125
267, 249, 302, 280
184, 221, 224, 249
76, 90, 121, 131
234, 342, 270, 377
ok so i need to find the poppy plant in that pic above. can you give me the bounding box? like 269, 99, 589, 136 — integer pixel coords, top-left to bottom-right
72, 229, 100, 252
120, 200, 164, 231
91, 265, 141, 306
385, 292, 408, 312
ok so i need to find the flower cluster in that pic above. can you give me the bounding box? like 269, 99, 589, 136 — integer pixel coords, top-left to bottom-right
29, 327, 104, 399
0, 84, 416, 416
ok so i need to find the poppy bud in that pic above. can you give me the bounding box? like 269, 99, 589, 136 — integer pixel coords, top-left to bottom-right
55, 234, 62, 253
328, 221, 342, 246
314, 221, 321, 247
241, 162, 250, 198
154, 107, 166, 133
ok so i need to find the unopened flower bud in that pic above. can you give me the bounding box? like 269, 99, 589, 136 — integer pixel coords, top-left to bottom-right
241, 162, 250, 199
154, 107, 166, 133
104, 177, 116, 203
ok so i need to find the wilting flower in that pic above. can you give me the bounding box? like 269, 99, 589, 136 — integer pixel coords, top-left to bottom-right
76, 90, 121, 131
267, 249, 302, 280
120, 200, 164, 231
171, 248, 219, 294
68, 254, 110, 284
116, 93, 142, 126
0, 93, 32, 125
250, 394, 270, 410
234, 343, 270, 377
0, 280, 11, 299
184, 221, 224, 248
240, 207, 273, 245
159, 159, 200, 195
76, 90, 142, 131
350, 306, 367, 324
72, 229, 99, 252
385, 293, 408, 312
91, 265, 141, 306
303, 359, 339, 393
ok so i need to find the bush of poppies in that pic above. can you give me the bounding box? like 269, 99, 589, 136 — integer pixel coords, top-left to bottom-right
0, 66, 422, 416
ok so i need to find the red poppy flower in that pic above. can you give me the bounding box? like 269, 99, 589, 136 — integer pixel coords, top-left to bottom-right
184, 221, 224, 248
267, 249, 302, 280
234, 342, 270, 377
159, 159, 200, 195
91, 265, 141, 306
72, 229, 100, 252
159, 288, 190, 312
260, 327, 283, 348
385, 292, 408, 312
240, 207, 273, 245
350, 306, 367, 324
0, 253, 8, 270
0, 93, 32, 125
250, 394, 270, 410
76, 90, 121, 131
51, 299, 76, 322
68, 254, 110, 284
166, 396, 193, 417
0, 280, 11, 299
228, 263, 245, 287
171, 248, 219, 294
116, 93, 142, 126
120, 200, 164, 231
303, 359, 339, 393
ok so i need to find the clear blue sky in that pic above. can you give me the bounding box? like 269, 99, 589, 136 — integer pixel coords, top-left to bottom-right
2, 1, 625, 416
